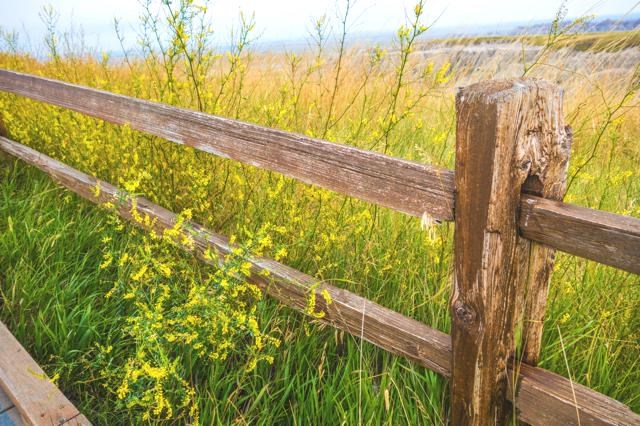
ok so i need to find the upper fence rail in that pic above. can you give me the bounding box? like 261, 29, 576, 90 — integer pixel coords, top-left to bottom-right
0, 69, 455, 221
0, 69, 638, 274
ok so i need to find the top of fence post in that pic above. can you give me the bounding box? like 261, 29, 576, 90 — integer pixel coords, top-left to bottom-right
450, 78, 571, 424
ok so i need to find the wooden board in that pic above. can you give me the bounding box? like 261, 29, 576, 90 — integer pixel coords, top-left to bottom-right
520, 195, 640, 275
516, 364, 640, 425
0, 69, 455, 221
1, 136, 637, 425
0, 321, 91, 425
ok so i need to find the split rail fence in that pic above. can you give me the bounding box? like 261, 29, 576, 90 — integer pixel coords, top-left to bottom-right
0, 69, 639, 425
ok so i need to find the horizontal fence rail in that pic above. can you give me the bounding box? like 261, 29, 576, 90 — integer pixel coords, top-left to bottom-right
0, 69, 455, 221
1, 136, 638, 425
0, 69, 638, 275
520, 195, 640, 275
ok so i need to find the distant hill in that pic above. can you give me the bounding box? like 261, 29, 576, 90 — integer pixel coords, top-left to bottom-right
240, 14, 640, 53
514, 16, 640, 35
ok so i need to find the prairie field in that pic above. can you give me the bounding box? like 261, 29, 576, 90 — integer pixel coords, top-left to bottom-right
0, 2, 639, 424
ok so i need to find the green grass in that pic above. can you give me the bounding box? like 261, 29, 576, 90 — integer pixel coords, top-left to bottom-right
0, 157, 449, 424
2, 141, 639, 424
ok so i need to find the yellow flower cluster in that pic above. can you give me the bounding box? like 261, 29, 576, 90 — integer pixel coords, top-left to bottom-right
95, 201, 280, 422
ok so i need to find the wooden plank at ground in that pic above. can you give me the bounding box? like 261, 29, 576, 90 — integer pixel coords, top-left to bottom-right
0, 321, 90, 425
2, 136, 638, 425
0, 69, 455, 221
520, 194, 640, 275
0, 407, 23, 426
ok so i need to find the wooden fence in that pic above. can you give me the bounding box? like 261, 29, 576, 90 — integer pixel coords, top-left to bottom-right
0, 69, 639, 425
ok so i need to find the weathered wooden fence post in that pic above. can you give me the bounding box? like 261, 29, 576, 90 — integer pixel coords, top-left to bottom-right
450, 79, 571, 424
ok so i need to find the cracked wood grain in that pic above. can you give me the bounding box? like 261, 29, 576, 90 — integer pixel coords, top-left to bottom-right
520, 195, 640, 275
451, 79, 571, 424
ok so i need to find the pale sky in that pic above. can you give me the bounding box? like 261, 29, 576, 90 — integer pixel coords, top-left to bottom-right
0, 0, 638, 52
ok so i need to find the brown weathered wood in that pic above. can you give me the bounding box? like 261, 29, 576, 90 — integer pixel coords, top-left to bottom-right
0, 321, 90, 425
451, 79, 571, 424
0, 68, 454, 221
517, 103, 572, 366
3, 136, 640, 425
514, 363, 640, 425
520, 195, 640, 275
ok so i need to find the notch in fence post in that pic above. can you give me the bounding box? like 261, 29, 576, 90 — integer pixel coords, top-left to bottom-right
450, 79, 571, 424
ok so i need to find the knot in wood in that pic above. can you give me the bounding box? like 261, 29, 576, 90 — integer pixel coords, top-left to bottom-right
453, 300, 477, 327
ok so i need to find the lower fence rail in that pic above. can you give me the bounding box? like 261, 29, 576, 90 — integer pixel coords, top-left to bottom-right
1, 136, 638, 425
